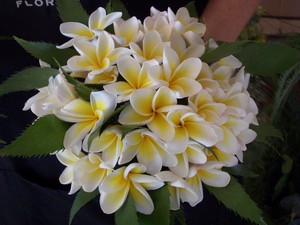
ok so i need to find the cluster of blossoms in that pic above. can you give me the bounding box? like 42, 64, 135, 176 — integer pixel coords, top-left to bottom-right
23, 6, 258, 215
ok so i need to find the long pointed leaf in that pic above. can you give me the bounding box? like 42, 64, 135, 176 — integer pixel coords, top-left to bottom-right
184, 1, 198, 17
14, 37, 76, 67
0, 67, 58, 97
271, 64, 300, 122
206, 177, 266, 225
201, 41, 250, 64
0, 115, 70, 157
235, 42, 300, 76
69, 189, 99, 225
170, 207, 186, 225
106, 0, 130, 20
138, 185, 170, 225
115, 194, 139, 225
56, 0, 89, 24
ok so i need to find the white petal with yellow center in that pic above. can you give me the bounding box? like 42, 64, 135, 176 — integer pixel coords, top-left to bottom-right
198, 162, 231, 187
89, 7, 122, 30
100, 163, 162, 214
215, 125, 240, 154
73, 154, 108, 192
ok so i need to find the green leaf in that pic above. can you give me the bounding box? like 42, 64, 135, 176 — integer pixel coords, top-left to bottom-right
281, 154, 293, 174
69, 189, 99, 225
0, 67, 58, 97
106, 0, 130, 20
75, 85, 92, 102
14, 36, 76, 67
224, 165, 258, 178
235, 42, 300, 76
60, 69, 93, 102
251, 123, 283, 144
0, 35, 13, 41
184, 1, 198, 17
121, 125, 139, 139
138, 185, 170, 225
170, 207, 186, 225
271, 64, 300, 122
115, 194, 139, 225
272, 174, 289, 200
0, 114, 7, 118
0, 115, 70, 157
201, 41, 250, 64
56, 0, 89, 24
0, 140, 6, 145
206, 177, 266, 225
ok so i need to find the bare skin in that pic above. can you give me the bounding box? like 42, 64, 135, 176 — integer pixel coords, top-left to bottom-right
200, 0, 262, 41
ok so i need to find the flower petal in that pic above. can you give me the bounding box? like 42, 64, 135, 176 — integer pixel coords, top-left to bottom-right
153, 86, 177, 109
185, 120, 218, 147
163, 47, 180, 77
165, 126, 189, 154
173, 58, 202, 81
100, 167, 127, 193
143, 30, 163, 59
130, 88, 155, 116
119, 143, 139, 165
100, 184, 129, 214
119, 105, 153, 125
90, 91, 117, 117
186, 142, 207, 164
96, 31, 114, 62
130, 182, 154, 215
199, 166, 230, 187
117, 55, 141, 88
101, 12, 123, 29
64, 121, 95, 148
169, 153, 189, 178
137, 138, 163, 174
130, 174, 164, 190
89, 7, 106, 29
148, 113, 175, 141
215, 126, 240, 154
60, 22, 93, 38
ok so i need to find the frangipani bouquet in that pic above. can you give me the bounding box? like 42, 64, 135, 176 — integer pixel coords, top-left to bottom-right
2, 1, 299, 225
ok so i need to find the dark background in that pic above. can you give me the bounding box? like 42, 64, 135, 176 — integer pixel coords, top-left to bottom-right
0, 0, 248, 224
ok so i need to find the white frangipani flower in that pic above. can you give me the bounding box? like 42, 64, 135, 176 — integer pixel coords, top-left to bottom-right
205, 146, 238, 167
113, 17, 144, 46
149, 46, 202, 98
155, 171, 198, 210
186, 162, 231, 205
54, 91, 117, 149
143, 13, 172, 41
104, 56, 159, 102
166, 109, 220, 154
170, 31, 205, 62
67, 31, 132, 84
56, 146, 84, 194
118, 86, 186, 141
129, 30, 170, 63
58, 7, 122, 49
89, 125, 123, 168
188, 89, 227, 124
23, 74, 77, 117
169, 140, 207, 178
73, 153, 111, 192
119, 128, 177, 175
167, 7, 206, 45
99, 163, 164, 214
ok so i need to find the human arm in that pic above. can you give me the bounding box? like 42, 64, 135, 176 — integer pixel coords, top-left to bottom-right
200, 0, 262, 41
